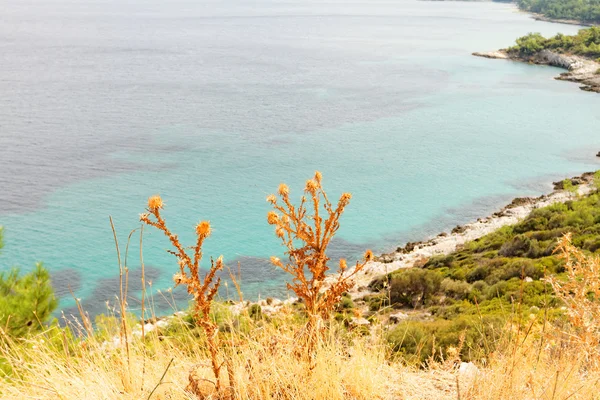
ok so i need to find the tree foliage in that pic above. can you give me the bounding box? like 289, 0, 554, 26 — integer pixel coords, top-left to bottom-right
517, 0, 600, 24
0, 263, 58, 337
508, 27, 600, 59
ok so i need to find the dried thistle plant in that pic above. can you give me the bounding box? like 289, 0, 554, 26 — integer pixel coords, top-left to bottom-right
140, 195, 231, 397
548, 234, 600, 368
267, 171, 372, 345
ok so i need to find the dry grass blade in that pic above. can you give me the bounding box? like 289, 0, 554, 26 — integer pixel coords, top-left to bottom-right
547, 234, 600, 368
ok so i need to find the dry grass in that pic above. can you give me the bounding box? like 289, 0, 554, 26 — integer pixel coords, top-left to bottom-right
0, 311, 398, 399
458, 234, 600, 400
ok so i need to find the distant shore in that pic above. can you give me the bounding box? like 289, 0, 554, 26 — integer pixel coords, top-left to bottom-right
528, 12, 594, 27
473, 49, 600, 93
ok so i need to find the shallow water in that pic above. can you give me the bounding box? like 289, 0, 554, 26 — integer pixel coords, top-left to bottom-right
1, 0, 599, 314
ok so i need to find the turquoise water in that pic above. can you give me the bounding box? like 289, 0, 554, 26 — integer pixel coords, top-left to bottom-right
1, 0, 599, 315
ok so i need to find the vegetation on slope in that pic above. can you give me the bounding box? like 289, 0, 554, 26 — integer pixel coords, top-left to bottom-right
507, 27, 600, 58
0, 227, 57, 338
370, 176, 600, 363
517, 0, 600, 24
2, 173, 600, 399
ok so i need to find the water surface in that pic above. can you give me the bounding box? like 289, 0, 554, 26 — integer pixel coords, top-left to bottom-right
1, 0, 599, 314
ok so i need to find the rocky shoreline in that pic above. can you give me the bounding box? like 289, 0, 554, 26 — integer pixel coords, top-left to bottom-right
334, 171, 597, 297
528, 12, 595, 27
473, 49, 600, 93
132, 171, 598, 334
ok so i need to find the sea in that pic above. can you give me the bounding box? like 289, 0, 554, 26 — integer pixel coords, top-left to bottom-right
1, 0, 599, 316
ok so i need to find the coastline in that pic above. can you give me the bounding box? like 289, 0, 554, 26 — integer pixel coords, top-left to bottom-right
528, 12, 595, 27
133, 171, 598, 332
334, 171, 597, 296
473, 49, 600, 93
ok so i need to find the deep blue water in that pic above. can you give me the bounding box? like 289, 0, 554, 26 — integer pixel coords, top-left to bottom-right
1, 0, 599, 316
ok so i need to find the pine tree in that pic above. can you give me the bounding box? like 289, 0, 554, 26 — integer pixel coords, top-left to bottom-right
0, 228, 57, 337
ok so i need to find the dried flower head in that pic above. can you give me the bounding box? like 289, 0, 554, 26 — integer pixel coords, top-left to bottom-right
341, 193, 352, 203
173, 273, 184, 285
339, 258, 348, 271
270, 256, 283, 267
364, 249, 374, 262
195, 221, 211, 237
278, 183, 290, 197
147, 195, 164, 210
314, 171, 322, 184
305, 179, 318, 193
266, 194, 277, 204
267, 211, 279, 225
276, 226, 285, 239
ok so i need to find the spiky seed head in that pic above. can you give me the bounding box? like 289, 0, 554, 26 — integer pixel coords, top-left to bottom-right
147, 195, 164, 210
267, 211, 279, 225
278, 183, 289, 197
139, 212, 149, 221
173, 273, 184, 285
305, 179, 318, 193
341, 193, 352, 203
314, 171, 322, 184
196, 221, 211, 237
364, 249, 374, 262
266, 194, 277, 204
339, 258, 348, 270
270, 256, 282, 266
276, 226, 285, 238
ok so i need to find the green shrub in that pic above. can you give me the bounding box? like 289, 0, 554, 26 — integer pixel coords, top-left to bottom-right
389, 269, 443, 308
0, 263, 58, 337
248, 304, 263, 321
387, 314, 506, 363
440, 278, 472, 300
363, 293, 388, 312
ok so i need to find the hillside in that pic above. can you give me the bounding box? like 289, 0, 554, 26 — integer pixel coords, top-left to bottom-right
1, 172, 600, 398
517, 0, 600, 25
474, 27, 600, 93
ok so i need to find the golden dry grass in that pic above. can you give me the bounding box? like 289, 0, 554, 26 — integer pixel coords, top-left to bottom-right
0, 314, 399, 400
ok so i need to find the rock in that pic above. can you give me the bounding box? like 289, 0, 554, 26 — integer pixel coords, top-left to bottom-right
459, 362, 479, 380
396, 241, 423, 254
261, 305, 278, 315
389, 312, 409, 324
554, 176, 586, 190
597, 151, 600, 157
376, 252, 396, 263
437, 232, 448, 237
451, 225, 467, 234
350, 317, 370, 327
508, 197, 534, 208
472, 51, 508, 59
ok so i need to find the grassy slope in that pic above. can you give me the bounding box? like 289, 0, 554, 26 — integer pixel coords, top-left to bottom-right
367, 185, 600, 363
2, 180, 600, 398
